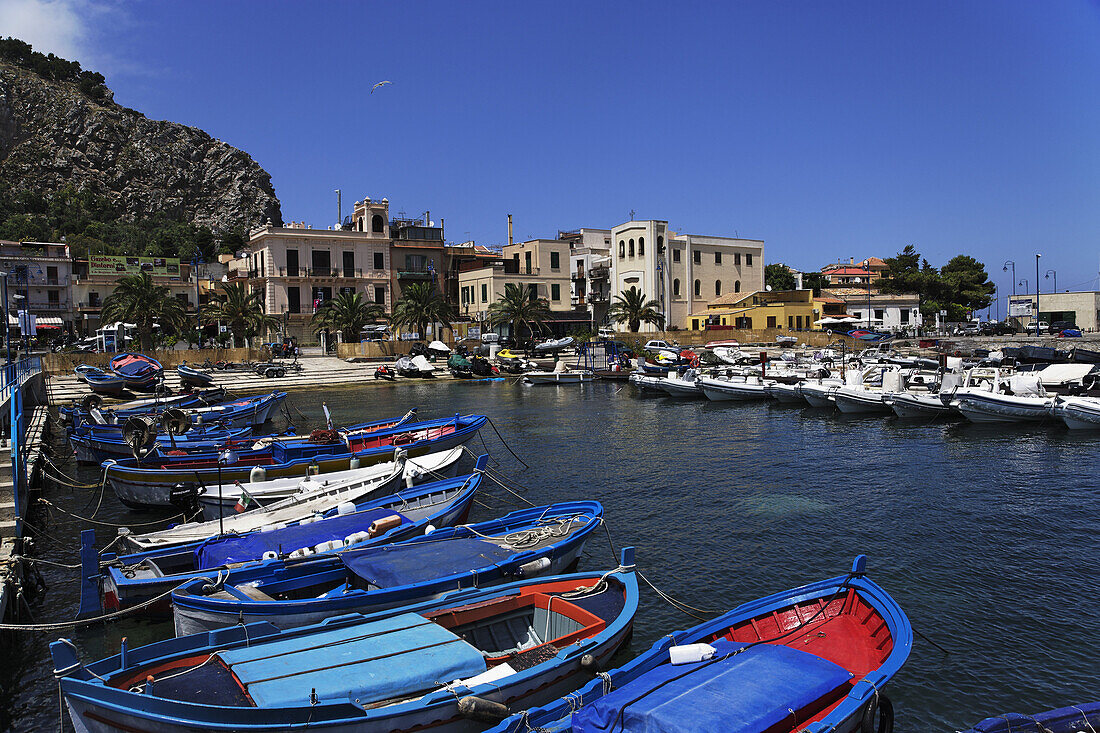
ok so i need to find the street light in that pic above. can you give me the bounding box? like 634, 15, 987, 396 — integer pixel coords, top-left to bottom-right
1035, 254, 1041, 325
1018, 279, 1028, 295
216, 448, 239, 537
1044, 269, 1057, 294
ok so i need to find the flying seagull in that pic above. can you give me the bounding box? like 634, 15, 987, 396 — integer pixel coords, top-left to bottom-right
371, 80, 392, 94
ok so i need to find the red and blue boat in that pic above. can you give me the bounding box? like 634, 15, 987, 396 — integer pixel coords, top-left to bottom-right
109, 352, 164, 392
488, 555, 911, 733
51, 551, 639, 733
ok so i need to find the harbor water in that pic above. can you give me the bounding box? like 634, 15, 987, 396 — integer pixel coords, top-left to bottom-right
4, 380, 1098, 731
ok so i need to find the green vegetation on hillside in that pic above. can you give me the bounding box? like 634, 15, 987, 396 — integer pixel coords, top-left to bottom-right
0, 37, 110, 102
0, 182, 246, 259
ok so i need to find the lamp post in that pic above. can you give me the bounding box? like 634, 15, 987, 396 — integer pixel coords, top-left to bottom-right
1002, 260, 1016, 324
1035, 254, 1041, 326
216, 448, 239, 537
191, 255, 204, 347
1044, 269, 1057, 297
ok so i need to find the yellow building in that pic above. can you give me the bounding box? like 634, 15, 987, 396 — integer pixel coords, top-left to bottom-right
686, 289, 847, 331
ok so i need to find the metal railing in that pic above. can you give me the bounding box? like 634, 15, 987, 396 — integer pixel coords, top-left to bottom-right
0, 356, 41, 406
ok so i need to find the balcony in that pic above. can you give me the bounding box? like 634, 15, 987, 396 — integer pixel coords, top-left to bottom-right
28, 301, 71, 312
571, 271, 586, 282
571, 296, 585, 307
588, 292, 609, 303
30, 276, 70, 286
398, 269, 435, 280
588, 266, 609, 280
305, 267, 364, 279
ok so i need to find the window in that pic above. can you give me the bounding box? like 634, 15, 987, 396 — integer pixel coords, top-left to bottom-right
673, 249, 681, 263
311, 250, 330, 274
287, 249, 299, 276
900, 309, 910, 324
343, 251, 355, 278
374, 287, 385, 305
657, 235, 664, 251
673, 279, 680, 297
175, 293, 189, 307
694, 279, 701, 297
735, 280, 741, 292
736, 316, 753, 329
550, 251, 560, 269
693, 250, 701, 264
339, 286, 355, 297
715, 252, 722, 265
628, 239, 634, 257
288, 287, 301, 313
371, 214, 385, 233
796, 315, 803, 329
528, 284, 538, 299
638, 237, 644, 255
767, 316, 777, 328
875, 309, 884, 321
373, 251, 384, 270
734, 252, 741, 266
746, 254, 753, 266
406, 254, 427, 271
481, 284, 488, 303
551, 284, 561, 301
788, 316, 794, 329
619, 240, 625, 258
88, 291, 100, 307
715, 280, 722, 296
48, 290, 59, 304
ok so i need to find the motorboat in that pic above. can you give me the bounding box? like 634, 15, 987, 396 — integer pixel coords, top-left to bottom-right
176, 363, 214, 389
628, 372, 666, 394
886, 392, 954, 419
525, 369, 594, 384
52, 557, 639, 733
487, 555, 911, 733
800, 378, 843, 408
697, 373, 771, 401
1055, 396, 1100, 430
658, 369, 704, 398
764, 382, 806, 404
952, 374, 1055, 423
532, 336, 574, 353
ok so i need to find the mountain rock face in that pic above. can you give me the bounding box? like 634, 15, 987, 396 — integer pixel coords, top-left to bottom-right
0, 60, 281, 230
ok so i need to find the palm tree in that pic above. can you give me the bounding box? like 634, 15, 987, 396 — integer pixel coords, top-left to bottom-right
203, 282, 278, 347
608, 286, 665, 332
100, 272, 187, 351
311, 291, 386, 343
389, 282, 456, 340
487, 283, 551, 346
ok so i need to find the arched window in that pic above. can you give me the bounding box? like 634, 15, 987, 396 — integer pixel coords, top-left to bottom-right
619, 240, 625, 258
628, 239, 634, 257
673, 278, 680, 297
357, 217, 364, 231
715, 280, 722, 296
638, 237, 645, 255
371, 214, 384, 233
694, 279, 701, 298
734, 280, 741, 293
657, 235, 663, 250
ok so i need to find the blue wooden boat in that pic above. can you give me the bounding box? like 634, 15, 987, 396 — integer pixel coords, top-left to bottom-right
177, 362, 215, 388
488, 555, 911, 733
52, 551, 639, 733
104, 413, 486, 508
61, 387, 229, 424
73, 363, 98, 382
69, 423, 253, 463
960, 702, 1100, 732
109, 352, 164, 391
83, 367, 127, 397
171, 500, 604, 635
99, 463, 486, 615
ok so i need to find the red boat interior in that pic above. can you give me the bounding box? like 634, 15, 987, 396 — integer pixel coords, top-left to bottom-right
347, 423, 455, 453
111, 355, 157, 374
705, 588, 893, 732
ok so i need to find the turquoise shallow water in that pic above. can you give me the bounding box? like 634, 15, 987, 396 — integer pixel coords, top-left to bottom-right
4, 380, 1098, 731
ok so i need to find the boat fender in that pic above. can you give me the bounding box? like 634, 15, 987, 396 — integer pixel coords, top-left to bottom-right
259, 525, 276, 533
261, 551, 278, 561
457, 696, 510, 723
368, 515, 402, 537
580, 653, 600, 673
336, 502, 356, 515
860, 693, 893, 733
314, 540, 340, 553
249, 466, 267, 483
516, 557, 550, 576
424, 524, 436, 535
349, 455, 360, 470
343, 531, 370, 547
669, 643, 717, 665
288, 547, 314, 559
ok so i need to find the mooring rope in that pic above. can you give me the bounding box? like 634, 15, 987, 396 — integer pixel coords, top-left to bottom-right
38, 498, 194, 529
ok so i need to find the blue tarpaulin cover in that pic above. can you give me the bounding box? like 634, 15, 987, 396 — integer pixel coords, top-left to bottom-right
221, 612, 486, 707
342, 537, 516, 589
571, 640, 853, 733
195, 507, 408, 568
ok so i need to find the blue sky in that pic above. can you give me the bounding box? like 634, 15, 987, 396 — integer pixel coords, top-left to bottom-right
4, 0, 1100, 309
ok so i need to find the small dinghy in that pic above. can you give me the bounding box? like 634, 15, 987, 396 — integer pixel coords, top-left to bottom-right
489, 555, 911, 733
887, 392, 954, 419
533, 336, 574, 352
628, 372, 666, 394
764, 382, 805, 404
525, 361, 594, 384
171, 500, 604, 635
959, 701, 1100, 733
800, 379, 842, 408
952, 375, 1055, 423
176, 362, 214, 388
82, 367, 126, 397
52, 554, 639, 733
108, 352, 164, 392
697, 374, 771, 401
73, 364, 98, 383
1055, 395, 1100, 430
658, 369, 704, 398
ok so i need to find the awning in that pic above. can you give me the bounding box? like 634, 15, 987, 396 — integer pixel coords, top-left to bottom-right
7, 315, 63, 326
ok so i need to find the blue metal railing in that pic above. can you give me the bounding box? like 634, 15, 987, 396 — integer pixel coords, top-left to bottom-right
3, 356, 42, 541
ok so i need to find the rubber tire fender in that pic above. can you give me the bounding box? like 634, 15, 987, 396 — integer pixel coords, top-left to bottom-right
861, 694, 893, 733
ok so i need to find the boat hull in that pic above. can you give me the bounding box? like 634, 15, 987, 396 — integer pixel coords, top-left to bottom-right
1057, 398, 1100, 429
697, 377, 770, 401
832, 388, 892, 414
955, 392, 1055, 423
799, 383, 838, 408
888, 393, 952, 419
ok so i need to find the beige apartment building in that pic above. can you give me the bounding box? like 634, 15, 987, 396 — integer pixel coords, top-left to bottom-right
609, 220, 764, 331
242, 198, 392, 341
457, 239, 573, 323
0, 240, 73, 333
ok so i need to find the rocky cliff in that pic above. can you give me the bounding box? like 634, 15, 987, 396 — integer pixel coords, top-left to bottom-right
0, 60, 281, 231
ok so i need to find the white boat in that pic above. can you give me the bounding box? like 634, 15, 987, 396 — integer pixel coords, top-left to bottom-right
832, 386, 892, 414
525, 362, 594, 383
711, 345, 749, 365
887, 392, 953, 419
411, 354, 436, 376
954, 390, 1055, 423
697, 374, 770, 401
1057, 396, 1100, 429
658, 369, 704, 398
800, 379, 842, 408
627, 372, 665, 393
532, 336, 575, 352
197, 446, 464, 519
764, 382, 806, 404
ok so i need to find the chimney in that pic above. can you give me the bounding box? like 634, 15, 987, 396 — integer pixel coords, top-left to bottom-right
795, 272, 804, 290
508, 214, 513, 246
850, 257, 854, 265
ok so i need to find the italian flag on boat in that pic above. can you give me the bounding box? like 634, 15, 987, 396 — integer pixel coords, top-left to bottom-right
234, 483, 256, 513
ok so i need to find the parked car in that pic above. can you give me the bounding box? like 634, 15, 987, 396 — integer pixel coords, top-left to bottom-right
1050, 320, 1075, 333
953, 322, 981, 336
1025, 321, 1050, 335
980, 321, 1017, 336
643, 339, 677, 352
